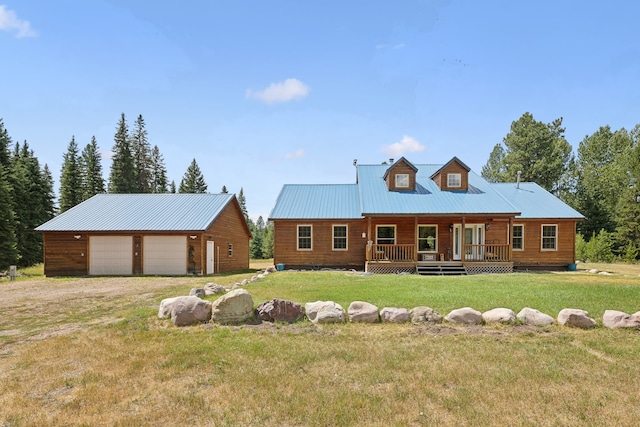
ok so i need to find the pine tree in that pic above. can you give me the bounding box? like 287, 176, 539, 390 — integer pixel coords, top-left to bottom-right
59, 136, 83, 212
149, 145, 168, 193
261, 222, 274, 259
0, 119, 11, 168
81, 136, 105, 200
108, 113, 136, 193
131, 114, 151, 193
0, 164, 18, 269
178, 159, 208, 193
169, 180, 176, 193
237, 187, 248, 221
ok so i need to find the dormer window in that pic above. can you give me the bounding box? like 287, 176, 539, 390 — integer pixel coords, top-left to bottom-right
447, 173, 461, 188
395, 174, 409, 188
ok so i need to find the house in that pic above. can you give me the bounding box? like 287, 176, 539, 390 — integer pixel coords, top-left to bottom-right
35, 193, 252, 277
269, 157, 584, 274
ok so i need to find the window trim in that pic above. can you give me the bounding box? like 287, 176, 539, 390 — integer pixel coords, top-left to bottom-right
512, 224, 524, 251
297, 224, 313, 251
332, 224, 348, 251
447, 173, 462, 188
395, 173, 409, 188
376, 225, 396, 245
417, 224, 438, 253
541, 224, 557, 251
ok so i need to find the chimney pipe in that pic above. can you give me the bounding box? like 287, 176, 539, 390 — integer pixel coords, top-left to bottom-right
517, 171, 521, 189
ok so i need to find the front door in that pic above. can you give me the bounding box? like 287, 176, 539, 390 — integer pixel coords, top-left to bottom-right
452, 224, 484, 260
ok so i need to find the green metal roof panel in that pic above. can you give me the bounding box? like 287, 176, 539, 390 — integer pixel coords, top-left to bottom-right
491, 183, 584, 219
36, 193, 236, 232
269, 184, 362, 219
357, 164, 521, 215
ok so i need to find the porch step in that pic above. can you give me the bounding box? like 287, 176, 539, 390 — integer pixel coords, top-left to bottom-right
416, 263, 468, 276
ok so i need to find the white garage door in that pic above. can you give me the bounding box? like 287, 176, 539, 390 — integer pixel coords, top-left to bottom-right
90, 236, 133, 275
143, 236, 187, 275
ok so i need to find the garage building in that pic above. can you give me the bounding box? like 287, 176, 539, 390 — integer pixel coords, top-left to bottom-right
35, 193, 252, 277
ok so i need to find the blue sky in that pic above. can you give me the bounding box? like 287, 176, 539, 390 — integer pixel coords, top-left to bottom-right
1, 1, 639, 220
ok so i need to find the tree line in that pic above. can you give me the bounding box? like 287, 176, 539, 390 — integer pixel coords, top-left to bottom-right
481, 112, 640, 262
0, 114, 273, 270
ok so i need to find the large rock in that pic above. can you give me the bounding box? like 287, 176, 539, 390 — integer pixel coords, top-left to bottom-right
410, 306, 443, 324
444, 307, 483, 325
204, 282, 227, 295
189, 288, 205, 298
602, 310, 640, 329
158, 296, 182, 319
211, 289, 254, 324
255, 298, 304, 323
516, 307, 555, 326
348, 301, 380, 323
305, 301, 345, 324
170, 296, 212, 327
557, 308, 596, 328
380, 307, 410, 323
482, 308, 516, 324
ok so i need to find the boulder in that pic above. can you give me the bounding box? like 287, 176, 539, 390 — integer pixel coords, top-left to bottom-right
265, 265, 277, 273
255, 298, 304, 323
557, 308, 596, 328
482, 308, 516, 324
602, 310, 640, 329
380, 307, 410, 323
170, 296, 212, 327
348, 301, 380, 323
305, 301, 345, 324
211, 289, 255, 324
204, 282, 227, 295
633, 311, 640, 319
516, 307, 555, 326
189, 288, 205, 298
158, 296, 182, 319
444, 307, 483, 325
409, 306, 443, 324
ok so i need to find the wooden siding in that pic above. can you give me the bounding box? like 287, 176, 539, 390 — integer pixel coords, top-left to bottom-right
432, 161, 469, 191
42, 233, 89, 276
512, 219, 577, 268
385, 160, 417, 191
273, 219, 367, 269
203, 198, 251, 274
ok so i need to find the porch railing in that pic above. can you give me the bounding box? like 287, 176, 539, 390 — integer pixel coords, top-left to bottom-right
367, 243, 416, 262
464, 243, 511, 262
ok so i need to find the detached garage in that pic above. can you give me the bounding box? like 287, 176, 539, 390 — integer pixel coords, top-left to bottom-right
35, 193, 252, 277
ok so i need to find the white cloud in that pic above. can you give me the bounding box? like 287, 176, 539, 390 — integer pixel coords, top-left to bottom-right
285, 149, 305, 160
246, 78, 310, 104
382, 135, 426, 158
0, 5, 38, 38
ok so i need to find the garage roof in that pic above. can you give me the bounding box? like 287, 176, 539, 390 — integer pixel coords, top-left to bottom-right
36, 193, 238, 232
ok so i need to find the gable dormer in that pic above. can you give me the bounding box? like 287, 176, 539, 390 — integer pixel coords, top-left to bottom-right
430, 157, 471, 191
383, 157, 418, 191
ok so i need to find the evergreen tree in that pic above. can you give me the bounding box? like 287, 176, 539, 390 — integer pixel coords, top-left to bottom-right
149, 145, 168, 193
615, 129, 640, 257
237, 187, 248, 221
108, 113, 136, 193
59, 136, 83, 212
481, 112, 573, 193
81, 136, 105, 200
131, 114, 151, 193
261, 222, 274, 259
0, 119, 11, 168
0, 163, 18, 269
169, 180, 176, 193
249, 216, 266, 259
178, 159, 208, 193
41, 164, 56, 220
221, 185, 228, 193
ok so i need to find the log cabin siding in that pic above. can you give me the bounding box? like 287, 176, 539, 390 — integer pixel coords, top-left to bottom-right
434, 162, 469, 191
273, 219, 367, 269
512, 219, 577, 268
42, 233, 89, 276
204, 199, 251, 274
385, 161, 417, 191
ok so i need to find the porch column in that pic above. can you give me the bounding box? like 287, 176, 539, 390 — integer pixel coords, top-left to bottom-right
461, 217, 466, 261
414, 216, 418, 261
508, 217, 513, 261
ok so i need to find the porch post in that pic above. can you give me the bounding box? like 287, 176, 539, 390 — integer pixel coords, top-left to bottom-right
508, 217, 513, 261
414, 216, 418, 262
461, 216, 466, 261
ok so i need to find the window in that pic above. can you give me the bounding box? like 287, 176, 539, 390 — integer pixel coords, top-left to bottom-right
541, 225, 557, 250
228, 243, 233, 256
376, 225, 396, 245
297, 225, 312, 250
395, 173, 409, 188
447, 173, 461, 188
512, 225, 524, 250
333, 225, 348, 250
418, 225, 437, 252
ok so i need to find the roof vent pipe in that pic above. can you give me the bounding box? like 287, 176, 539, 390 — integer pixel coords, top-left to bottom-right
516, 171, 521, 189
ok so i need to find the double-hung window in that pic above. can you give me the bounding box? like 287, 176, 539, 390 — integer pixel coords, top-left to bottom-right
512, 225, 524, 250
541, 224, 557, 250
332, 225, 348, 250
297, 225, 312, 250
418, 225, 437, 252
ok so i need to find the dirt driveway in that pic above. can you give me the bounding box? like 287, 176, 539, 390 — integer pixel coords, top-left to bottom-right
0, 276, 205, 353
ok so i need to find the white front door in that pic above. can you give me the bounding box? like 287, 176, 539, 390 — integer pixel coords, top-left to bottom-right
453, 224, 484, 261
206, 241, 214, 274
